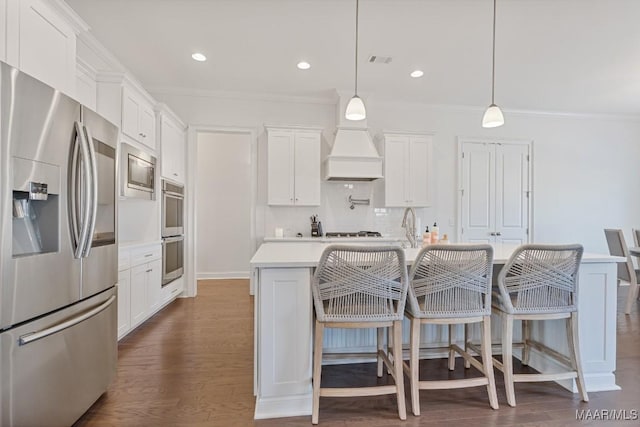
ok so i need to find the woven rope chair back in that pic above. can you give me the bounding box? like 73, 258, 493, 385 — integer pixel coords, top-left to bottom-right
632, 228, 640, 248
312, 245, 408, 322
497, 244, 583, 314
407, 244, 494, 318
604, 229, 633, 283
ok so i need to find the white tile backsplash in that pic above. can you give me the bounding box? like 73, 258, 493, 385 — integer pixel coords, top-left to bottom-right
263, 181, 444, 242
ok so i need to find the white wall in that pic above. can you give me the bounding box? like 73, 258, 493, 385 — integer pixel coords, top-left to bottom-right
196, 132, 252, 278
153, 91, 640, 253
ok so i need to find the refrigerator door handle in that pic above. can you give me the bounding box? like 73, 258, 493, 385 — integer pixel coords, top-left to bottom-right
81, 125, 98, 258
69, 123, 82, 254
17, 295, 116, 346
74, 121, 93, 259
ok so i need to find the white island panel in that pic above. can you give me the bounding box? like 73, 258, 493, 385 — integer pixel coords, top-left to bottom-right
256, 268, 312, 419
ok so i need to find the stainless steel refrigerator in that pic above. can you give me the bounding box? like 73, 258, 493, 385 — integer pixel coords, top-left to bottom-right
0, 61, 118, 426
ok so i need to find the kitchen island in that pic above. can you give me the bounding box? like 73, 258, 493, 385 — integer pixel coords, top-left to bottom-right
250, 242, 623, 419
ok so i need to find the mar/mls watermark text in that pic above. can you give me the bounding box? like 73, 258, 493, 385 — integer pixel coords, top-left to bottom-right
576, 409, 639, 422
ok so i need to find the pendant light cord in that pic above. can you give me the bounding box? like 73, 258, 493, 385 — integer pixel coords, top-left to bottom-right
354, 0, 359, 96
491, 0, 496, 104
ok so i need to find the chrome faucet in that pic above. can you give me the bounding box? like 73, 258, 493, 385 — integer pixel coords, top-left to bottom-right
401, 207, 418, 248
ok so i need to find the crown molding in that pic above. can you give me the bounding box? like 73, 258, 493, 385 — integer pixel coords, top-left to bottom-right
146, 85, 336, 106
378, 98, 640, 123
77, 31, 126, 74
47, 0, 89, 34
155, 103, 186, 129
76, 57, 97, 80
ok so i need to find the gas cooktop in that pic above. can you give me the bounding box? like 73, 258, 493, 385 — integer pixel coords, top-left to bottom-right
324, 231, 382, 238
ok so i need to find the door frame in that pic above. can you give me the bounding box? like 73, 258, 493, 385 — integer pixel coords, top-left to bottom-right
185, 125, 258, 297
456, 136, 534, 243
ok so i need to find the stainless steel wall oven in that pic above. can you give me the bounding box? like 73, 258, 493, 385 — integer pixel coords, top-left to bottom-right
162, 235, 184, 286
161, 179, 184, 286
162, 180, 184, 237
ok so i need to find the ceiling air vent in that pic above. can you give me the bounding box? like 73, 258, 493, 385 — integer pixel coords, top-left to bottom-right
368, 55, 392, 64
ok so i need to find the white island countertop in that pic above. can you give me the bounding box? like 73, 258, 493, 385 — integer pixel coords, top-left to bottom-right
250, 242, 624, 268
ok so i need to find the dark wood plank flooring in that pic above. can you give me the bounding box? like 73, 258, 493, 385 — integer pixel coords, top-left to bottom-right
75, 280, 639, 426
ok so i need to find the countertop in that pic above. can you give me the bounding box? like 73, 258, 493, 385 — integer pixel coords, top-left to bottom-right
263, 236, 404, 243
250, 242, 624, 268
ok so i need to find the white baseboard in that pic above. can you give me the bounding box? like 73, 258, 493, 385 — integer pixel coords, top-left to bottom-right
197, 271, 250, 280
254, 394, 312, 419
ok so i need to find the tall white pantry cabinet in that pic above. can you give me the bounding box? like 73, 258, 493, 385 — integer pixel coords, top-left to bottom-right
266, 126, 322, 206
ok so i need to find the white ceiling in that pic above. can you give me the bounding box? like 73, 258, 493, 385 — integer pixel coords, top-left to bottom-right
66, 0, 640, 115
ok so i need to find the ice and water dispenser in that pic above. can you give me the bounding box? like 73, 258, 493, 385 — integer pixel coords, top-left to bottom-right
12, 157, 59, 257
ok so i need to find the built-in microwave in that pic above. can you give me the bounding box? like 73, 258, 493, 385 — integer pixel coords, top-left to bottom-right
120, 142, 156, 200
162, 180, 184, 237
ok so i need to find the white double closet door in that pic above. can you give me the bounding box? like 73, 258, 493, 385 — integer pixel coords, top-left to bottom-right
459, 139, 531, 244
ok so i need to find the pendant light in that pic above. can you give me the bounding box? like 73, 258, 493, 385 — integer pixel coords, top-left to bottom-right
482, 0, 504, 128
345, 0, 366, 121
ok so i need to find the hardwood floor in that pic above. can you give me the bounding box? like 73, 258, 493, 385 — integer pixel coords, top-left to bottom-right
75, 280, 639, 426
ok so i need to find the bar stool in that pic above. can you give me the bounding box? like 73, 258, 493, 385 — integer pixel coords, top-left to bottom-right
492, 244, 588, 407
311, 245, 409, 424
404, 244, 498, 416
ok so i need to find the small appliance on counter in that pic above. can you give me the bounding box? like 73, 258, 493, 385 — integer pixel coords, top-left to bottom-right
311, 215, 323, 237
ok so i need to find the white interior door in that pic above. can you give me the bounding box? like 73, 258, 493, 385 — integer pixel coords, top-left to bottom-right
495, 144, 530, 244
460, 140, 531, 244
461, 142, 495, 243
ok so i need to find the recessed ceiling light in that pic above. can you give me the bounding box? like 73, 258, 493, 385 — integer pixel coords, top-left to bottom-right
297, 61, 311, 70
192, 53, 207, 62
410, 70, 424, 78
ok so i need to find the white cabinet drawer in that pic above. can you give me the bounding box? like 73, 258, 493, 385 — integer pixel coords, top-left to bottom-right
130, 244, 162, 266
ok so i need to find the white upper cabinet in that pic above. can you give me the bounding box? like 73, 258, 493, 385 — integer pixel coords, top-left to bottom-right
6, 0, 88, 96
121, 84, 156, 150
382, 132, 433, 207
97, 73, 158, 151
266, 126, 321, 206
159, 106, 186, 183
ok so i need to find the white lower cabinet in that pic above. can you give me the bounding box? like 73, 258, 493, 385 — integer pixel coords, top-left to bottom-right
118, 243, 179, 340
116, 270, 131, 338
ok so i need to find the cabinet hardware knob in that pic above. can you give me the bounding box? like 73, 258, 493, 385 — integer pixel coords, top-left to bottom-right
496, 232, 502, 236
146, 269, 152, 273
145, 254, 153, 257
